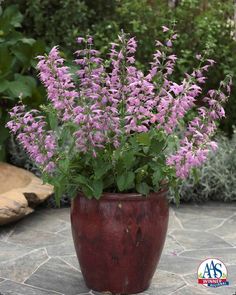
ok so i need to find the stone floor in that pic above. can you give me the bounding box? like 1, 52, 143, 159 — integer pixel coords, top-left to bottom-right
0, 202, 236, 295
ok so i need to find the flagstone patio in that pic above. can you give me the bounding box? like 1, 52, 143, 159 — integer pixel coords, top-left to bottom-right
0, 202, 235, 295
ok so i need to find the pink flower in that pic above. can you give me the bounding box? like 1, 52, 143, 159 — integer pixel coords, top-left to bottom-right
162, 26, 169, 32
6, 31, 230, 184
166, 40, 172, 47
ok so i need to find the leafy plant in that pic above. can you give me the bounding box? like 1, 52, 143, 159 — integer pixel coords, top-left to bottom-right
4, 0, 90, 52
0, 5, 45, 160
6, 0, 235, 136
6, 31, 231, 204
178, 131, 236, 202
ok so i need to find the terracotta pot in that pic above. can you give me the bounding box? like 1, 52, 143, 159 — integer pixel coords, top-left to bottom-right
71, 189, 169, 294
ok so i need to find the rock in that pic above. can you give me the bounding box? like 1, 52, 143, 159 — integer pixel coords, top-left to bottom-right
0, 162, 53, 225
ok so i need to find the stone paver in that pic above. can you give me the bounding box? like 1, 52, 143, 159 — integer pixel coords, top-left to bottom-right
0, 280, 62, 294
0, 204, 235, 294
0, 248, 48, 282
25, 257, 88, 295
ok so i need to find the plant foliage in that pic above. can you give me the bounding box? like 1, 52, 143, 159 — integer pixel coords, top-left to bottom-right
6, 31, 231, 204
5, 0, 235, 136
179, 132, 236, 202
0, 5, 45, 160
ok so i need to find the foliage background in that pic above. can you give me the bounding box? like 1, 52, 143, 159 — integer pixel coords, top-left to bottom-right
4, 0, 236, 136
1, 0, 236, 202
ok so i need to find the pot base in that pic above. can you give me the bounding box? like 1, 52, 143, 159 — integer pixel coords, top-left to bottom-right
71, 190, 169, 294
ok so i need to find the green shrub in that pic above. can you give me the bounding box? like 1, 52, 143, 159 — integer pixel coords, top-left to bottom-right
178, 132, 236, 202
4, 0, 90, 51
0, 5, 45, 160
5, 0, 236, 136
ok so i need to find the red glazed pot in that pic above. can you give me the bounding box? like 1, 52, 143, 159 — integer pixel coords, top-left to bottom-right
71, 189, 169, 294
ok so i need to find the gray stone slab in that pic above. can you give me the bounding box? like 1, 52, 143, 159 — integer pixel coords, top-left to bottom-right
209, 215, 236, 246
0, 248, 48, 282
40, 208, 71, 223
92, 292, 147, 295
0, 280, 62, 294
172, 285, 215, 295
59, 255, 80, 271
46, 240, 76, 257
197, 201, 236, 209
210, 286, 236, 295
57, 226, 73, 238
149, 270, 186, 295
180, 216, 225, 231
14, 210, 69, 234
172, 229, 232, 250
174, 205, 235, 219
180, 248, 236, 264
7, 228, 65, 248
227, 264, 236, 286
183, 272, 199, 286
0, 241, 33, 263
0, 278, 4, 283
157, 254, 200, 275
167, 208, 182, 233
163, 234, 184, 256
46, 228, 75, 256
25, 257, 89, 295
0, 224, 16, 241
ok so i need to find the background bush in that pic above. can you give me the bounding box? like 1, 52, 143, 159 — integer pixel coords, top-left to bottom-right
0, 5, 45, 160
179, 132, 236, 202
4, 0, 236, 137
2, 1, 236, 204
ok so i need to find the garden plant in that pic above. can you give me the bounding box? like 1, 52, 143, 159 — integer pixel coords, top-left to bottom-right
6, 28, 231, 293
0, 5, 45, 161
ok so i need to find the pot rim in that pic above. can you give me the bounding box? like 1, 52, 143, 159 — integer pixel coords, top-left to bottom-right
77, 187, 168, 201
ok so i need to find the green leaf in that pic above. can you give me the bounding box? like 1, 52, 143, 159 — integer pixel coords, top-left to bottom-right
5, 5, 23, 28
0, 45, 14, 77
8, 79, 32, 98
136, 132, 151, 146
14, 74, 37, 88
11, 43, 33, 65
103, 175, 115, 189
122, 150, 135, 170
92, 179, 103, 199
82, 186, 93, 199
74, 174, 95, 199
54, 185, 62, 207
152, 170, 162, 185
0, 5, 23, 36
136, 182, 150, 195
93, 159, 112, 179
48, 110, 58, 131
149, 138, 165, 155
117, 171, 135, 191
0, 80, 9, 92
192, 168, 200, 184
74, 174, 89, 185
20, 38, 35, 46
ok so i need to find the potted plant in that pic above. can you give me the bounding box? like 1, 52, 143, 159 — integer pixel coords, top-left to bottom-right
6, 27, 231, 294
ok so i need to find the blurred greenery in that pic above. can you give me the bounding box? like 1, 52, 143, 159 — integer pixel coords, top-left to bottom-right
4, 0, 236, 136
178, 131, 236, 202
0, 4, 46, 160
